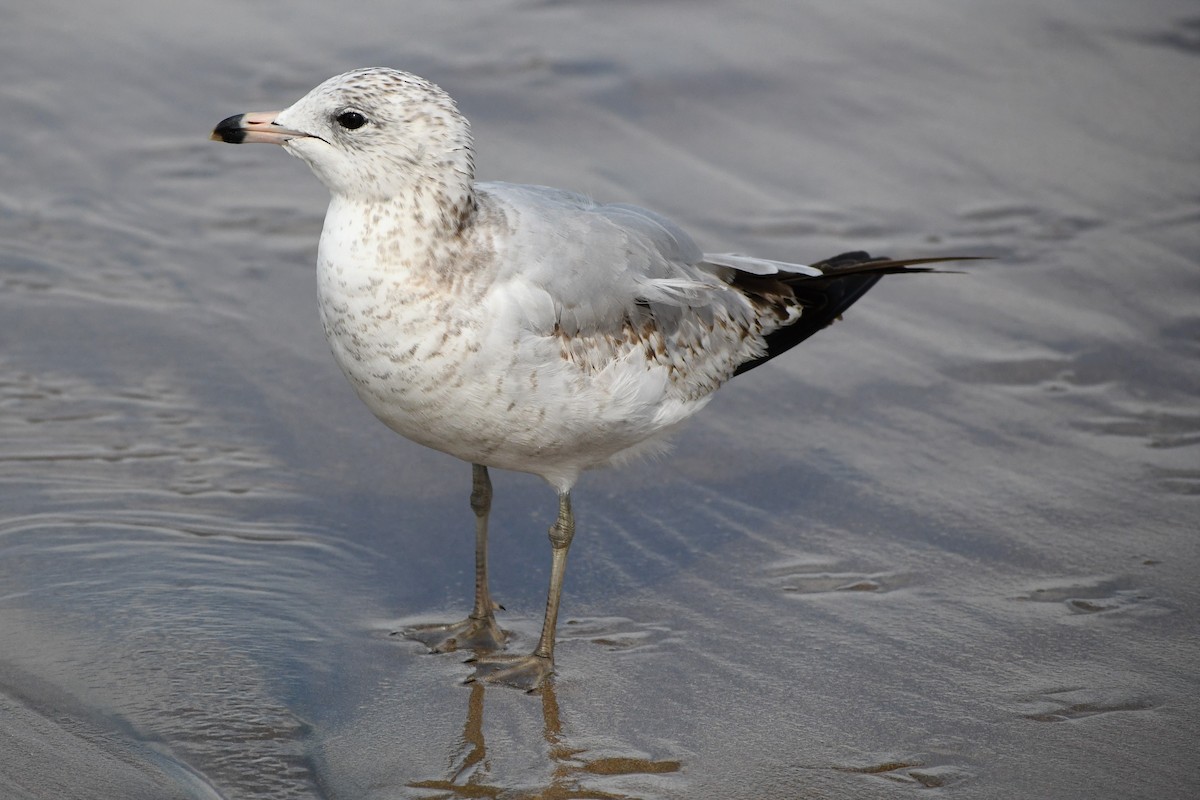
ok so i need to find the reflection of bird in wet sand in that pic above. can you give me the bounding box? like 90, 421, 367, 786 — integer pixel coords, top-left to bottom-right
407, 680, 681, 796
212, 68, 975, 690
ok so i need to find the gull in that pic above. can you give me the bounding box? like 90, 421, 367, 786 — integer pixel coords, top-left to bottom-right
212, 67, 972, 690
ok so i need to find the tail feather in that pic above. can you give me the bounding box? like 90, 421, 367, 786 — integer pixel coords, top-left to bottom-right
732, 252, 980, 377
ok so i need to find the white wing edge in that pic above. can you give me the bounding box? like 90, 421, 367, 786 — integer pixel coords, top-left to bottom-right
701, 252, 823, 278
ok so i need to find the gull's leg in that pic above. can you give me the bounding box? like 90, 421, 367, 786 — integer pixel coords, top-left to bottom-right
469, 464, 501, 622
471, 490, 574, 691
404, 464, 508, 653
533, 491, 574, 662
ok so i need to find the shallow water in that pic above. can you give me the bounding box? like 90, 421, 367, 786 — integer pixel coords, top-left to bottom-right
2, 0, 1198, 797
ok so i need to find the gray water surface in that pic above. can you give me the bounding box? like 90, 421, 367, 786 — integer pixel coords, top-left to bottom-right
2, 1, 1198, 798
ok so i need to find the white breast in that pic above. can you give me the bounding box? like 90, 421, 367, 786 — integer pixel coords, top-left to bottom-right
313, 194, 707, 491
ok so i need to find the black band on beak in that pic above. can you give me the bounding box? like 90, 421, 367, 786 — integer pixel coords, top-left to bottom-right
211, 114, 251, 143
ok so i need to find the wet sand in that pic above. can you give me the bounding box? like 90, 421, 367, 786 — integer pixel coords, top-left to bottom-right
2, 1, 1198, 797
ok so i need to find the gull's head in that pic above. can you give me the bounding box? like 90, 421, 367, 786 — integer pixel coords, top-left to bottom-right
211, 68, 474, 202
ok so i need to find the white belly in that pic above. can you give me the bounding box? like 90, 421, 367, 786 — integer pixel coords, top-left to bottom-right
316, 253, 704, 490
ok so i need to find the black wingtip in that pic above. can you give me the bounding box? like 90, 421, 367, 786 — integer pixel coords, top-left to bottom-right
818, 254, 989, 277
731, 251, 988, 377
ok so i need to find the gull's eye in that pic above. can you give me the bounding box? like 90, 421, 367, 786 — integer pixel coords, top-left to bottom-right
336, 110, 367, 130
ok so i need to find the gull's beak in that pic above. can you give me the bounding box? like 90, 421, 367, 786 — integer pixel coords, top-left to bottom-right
210, 111, 307, 145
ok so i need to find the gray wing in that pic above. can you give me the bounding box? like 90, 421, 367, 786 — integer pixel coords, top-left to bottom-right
472, 182, 821, 395
478, 182, 810, 338
476, 183, 975, 391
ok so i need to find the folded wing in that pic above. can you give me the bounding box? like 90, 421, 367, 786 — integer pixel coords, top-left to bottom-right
482, 182, 972, 388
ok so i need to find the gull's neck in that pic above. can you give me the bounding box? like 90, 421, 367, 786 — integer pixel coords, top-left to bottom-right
321, 165, 479, 282
345, 151, 477, 226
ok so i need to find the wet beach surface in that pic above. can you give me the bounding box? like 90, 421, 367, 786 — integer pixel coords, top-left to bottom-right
2, 1, 1198, 797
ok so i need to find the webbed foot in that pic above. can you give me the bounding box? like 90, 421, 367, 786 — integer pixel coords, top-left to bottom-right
402, 614, 508, 654
466, 652, 554, 692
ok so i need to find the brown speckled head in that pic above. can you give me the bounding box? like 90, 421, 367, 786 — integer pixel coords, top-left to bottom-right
217, 68, 475, 207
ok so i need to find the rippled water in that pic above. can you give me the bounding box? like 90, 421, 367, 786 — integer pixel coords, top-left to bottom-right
2, 1, 1198, 797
